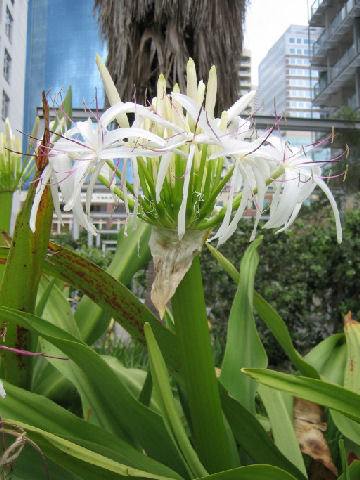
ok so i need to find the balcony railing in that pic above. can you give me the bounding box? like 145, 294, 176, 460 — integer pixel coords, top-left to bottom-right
313, 0, 357, 57
331, 43, 356, 80
311, 0, 326, 16
313, 41, 359, 99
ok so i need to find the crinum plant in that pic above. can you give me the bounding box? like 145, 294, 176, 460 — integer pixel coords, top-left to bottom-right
0, 58, 355, 480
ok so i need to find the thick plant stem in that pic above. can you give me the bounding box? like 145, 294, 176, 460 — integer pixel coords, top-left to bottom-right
171, 255, 235, 473
0, 191, 13, 235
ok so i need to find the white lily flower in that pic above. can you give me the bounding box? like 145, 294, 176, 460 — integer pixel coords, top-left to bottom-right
262, 136, 342, 243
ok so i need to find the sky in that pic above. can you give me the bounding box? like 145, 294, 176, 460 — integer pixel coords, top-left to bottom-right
243, 0, 310, 86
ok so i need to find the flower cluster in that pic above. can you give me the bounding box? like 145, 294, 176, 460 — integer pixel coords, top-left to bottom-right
29, 58, 343, 314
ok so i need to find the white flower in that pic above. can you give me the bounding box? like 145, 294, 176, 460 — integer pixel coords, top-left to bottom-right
262, 136, 342, 243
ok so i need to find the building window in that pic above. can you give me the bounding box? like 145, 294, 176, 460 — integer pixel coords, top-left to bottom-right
3, 49, 11, 82
290, 48, 295, 54
289, 58, 295, 64
297, 38, 302, 44
5, 6, 13, 42
289, 38, 295, 43
297, 49, 302, 55
2, 90, 9, 119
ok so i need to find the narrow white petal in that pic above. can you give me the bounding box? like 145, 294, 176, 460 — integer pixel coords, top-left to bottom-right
314, 177, 342, 243
29, 164, 52, 232
227, 91, 256, 121
156, 153, 172, 202
64, 160, 93, 211
86, 161, 104, 216
178, 145, 195, 239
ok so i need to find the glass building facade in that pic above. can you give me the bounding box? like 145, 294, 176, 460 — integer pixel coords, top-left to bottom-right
23, 0, 106, 136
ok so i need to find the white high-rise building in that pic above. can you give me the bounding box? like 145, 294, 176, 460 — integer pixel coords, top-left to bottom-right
0, 0, 28, 134
257, 25, 323, 119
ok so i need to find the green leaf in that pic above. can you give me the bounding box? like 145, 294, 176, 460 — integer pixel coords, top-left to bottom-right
0, 382, 181, 479
242, 368, 360, 423
12, 421, 182, 480
304, 333, 346, 385
171, 256, 238, 473
338, 460, 360, 480
75, 218, 151, 344
198, 464, 298, 480
220, 237, 267, 412
45, 242, 181, 373
220, 387, 307, 480
257, 385, 306, 477
145, 323, 208, 479
0, 306, 188, 477
344, 316, 360, 394
206, 243, 318, 379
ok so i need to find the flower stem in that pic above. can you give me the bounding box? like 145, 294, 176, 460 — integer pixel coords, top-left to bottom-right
171, 256, 237, 473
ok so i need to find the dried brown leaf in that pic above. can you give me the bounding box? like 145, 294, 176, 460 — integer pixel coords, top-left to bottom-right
293, 398, 338, 477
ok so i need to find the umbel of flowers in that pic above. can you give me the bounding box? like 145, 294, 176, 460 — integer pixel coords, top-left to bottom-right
30, 57, 342, 316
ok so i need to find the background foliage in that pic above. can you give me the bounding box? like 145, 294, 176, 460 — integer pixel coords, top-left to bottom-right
201, 201, 360, 367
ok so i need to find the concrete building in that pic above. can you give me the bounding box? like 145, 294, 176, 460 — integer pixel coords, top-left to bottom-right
239, 48, 252, 96
23, 0, 106, 139
310, 0, 360, 117
257, 24, 323, 119
0, 0, 28, 134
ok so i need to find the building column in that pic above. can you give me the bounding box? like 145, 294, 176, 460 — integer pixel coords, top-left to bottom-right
355, 67, 360, 109
72, 217, 79, 240
353, 18, 360, 53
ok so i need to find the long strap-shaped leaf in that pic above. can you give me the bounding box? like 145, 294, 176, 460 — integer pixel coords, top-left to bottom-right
219, 386, 307, 480
0, 306, 188, 477
242, 368, 360, 424
196, 464, 298, 480
206, 243, 319, 379
10, 421, 182, 480
0, 381, 182, 480
145, 323, 208, 479
220, 237, 267, 412
44, 242, 181, 372
75, 218, 151, 344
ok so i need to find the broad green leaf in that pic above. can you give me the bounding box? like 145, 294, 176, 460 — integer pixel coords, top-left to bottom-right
258, 385, 306, 477
243, 368, 360, 423
172, 256, 238, 473
12, 421, 182, 480
305, 333, 346, 385
0, 381, 181, 480
75, 217, 151, 344
220, 387, 307, 480
206, 243, 318, 379
145, 323, 208, 479
0, 176, 53, 387
339, 438, 350, 480
344, 314, 360, 394
198, 464, 298, 480
32, 277, 82, 402
0, 306, 188, 477
338, 460, 360, 480
1, 438, 77, 480
220, 237, 267, 412
44, 242, 181, 373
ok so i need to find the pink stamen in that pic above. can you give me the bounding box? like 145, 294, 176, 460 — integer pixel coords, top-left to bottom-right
0, 345, 68, 360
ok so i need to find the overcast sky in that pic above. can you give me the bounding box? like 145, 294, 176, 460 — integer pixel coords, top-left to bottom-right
244, 0, 310, 86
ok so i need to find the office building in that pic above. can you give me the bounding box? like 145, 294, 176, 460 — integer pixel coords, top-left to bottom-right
239, 48, 252, 96
310, 0, 360, 117
0, 0, 28, 134
23, 0, 106, 137
257, 24, 322, 119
